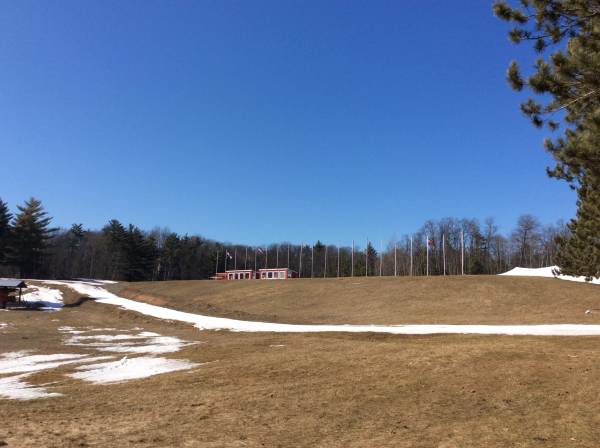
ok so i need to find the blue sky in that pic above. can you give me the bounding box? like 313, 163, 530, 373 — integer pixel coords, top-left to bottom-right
0, 0, 574, 245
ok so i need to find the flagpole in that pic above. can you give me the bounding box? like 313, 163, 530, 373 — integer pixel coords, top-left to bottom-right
287, 244, 290, 268
351, 240, 355, 277
442, 234, 446, 276
311, 244, 314, 278
394, 242, 397, 277
254, 248, 257, 273
426, 236, 429, 276
410, 235, 413, 276
276, 244, 279, 268
337, 246, 340, 278
461, 230, 465, 275
379, 240, 383, 276
234, 248, 237, 271
225, 248, 228, 272
215, 251, 219, 276
245, 247, 248, 270
299, 244, 303, 278
265, 246, 268, 269
365, 239, 368, 277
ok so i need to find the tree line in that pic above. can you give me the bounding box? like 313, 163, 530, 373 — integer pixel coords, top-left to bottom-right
0, 197, 569, 281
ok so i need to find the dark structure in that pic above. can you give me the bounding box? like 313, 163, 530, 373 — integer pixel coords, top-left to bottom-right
0, 279, 27, 308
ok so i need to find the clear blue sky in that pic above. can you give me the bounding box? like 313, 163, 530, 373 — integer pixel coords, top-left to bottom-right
0, 0, 574, 246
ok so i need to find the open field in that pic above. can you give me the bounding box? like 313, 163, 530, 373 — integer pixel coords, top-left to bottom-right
112, 275, 600, 325
1, 277, 600, 447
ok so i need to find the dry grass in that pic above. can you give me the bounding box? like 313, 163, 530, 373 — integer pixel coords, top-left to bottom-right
113, 275, 600, 324
1, 277, 600, 447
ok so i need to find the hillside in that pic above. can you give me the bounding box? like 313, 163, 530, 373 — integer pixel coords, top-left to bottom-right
110, 275, 600, 325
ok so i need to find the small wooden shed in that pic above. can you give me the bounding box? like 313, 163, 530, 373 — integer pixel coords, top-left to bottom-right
0, 279, 27, 308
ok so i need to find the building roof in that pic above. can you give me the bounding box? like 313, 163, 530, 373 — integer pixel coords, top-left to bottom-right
258, 268, 295, 272
0, 279, 27, 288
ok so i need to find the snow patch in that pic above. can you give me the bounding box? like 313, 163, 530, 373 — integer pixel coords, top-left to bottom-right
500, 266, 600, 285
0, 374, 62, 400
69, 356, 199, 384
61, 328, 197, 354
0, 351, 112, 374
21, 285, 63, 310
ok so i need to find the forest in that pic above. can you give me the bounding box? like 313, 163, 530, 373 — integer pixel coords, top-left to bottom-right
0, 197, 569, 282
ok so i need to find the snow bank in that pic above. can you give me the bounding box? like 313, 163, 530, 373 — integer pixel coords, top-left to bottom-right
21, 285, 63, 310
44, 280, 600, 336
69, 356, 199, 384
0, 374, 62, 400
500, 266, 600, 285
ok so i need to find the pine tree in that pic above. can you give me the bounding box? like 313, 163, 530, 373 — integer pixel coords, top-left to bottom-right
0, 199, 12, 264
102, 219, 127, 280
122, 225, 156, 281
8, 198, 55, 277
494, 1, 600, 278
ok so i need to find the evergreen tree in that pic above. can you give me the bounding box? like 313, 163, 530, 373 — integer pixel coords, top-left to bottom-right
494, 0, 600, 277
0, 199, 12, 264
366, 242, 378, 276
8, 198, 55, 277
122, 225, 156, 281
102, 219, 127, 280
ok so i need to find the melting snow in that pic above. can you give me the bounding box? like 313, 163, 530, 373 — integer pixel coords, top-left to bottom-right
500, 266, 600, 285
69, 356, 199, 384
0, 351, 112, 374
61, 329, 197, 354
0, 325, 199, 400
0, 374, 62, 400
44, 279, 600, 336
21, 285, 63, 310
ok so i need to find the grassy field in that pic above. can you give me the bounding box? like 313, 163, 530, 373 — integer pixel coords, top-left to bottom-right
1, 277, 600, 447
112, 275, 600, 324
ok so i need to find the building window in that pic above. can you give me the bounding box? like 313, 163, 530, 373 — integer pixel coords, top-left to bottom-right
228, 274, 233, 280
245, 273, 250, 279
268, 272, 273, 279
279, 271, 285, 279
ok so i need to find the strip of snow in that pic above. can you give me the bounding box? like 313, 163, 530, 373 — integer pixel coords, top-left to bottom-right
0, 374, 62, 400
0, 351, 112, 374
69, 356, 199, 384
21, 285, 64, 310
500, 266, 600, 285
43, 280, 600, 336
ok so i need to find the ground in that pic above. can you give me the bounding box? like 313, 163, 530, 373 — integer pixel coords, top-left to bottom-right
112, 275, 600, 324
1, 277, 600, 447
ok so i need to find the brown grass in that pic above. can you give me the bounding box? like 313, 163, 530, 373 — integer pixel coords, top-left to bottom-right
1, 278, 600, 447
112, 275, 600, 325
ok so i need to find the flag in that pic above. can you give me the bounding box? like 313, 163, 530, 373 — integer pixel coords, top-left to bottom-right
226, 251, 233, 259
427, 238, 435, 248
256, 247, 264, 254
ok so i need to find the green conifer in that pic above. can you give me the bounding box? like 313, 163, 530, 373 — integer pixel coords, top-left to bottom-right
9, 198, 55, 277
494, 0, 600, 277
0, 199, 12, 264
